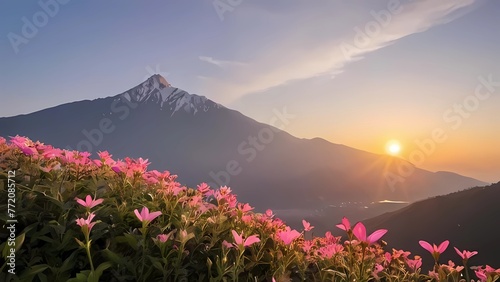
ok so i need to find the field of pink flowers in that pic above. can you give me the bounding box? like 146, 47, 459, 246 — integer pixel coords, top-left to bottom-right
0, 136, 499, 281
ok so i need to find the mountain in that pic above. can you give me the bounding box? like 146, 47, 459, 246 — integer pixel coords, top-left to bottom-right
363, 182, 500, 267
0, 75, 487, 225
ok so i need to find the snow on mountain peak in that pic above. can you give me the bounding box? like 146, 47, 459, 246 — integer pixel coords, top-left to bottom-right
117, 74, 222, 115
151, 74, 170, 87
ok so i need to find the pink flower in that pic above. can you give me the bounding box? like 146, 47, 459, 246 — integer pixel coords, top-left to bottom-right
475, 269, 487, 282
75, 195, 103, 209
75, 213, 97, 232
97, 151, 114, 162
443, 260, 464, 273
277, 228, 301, 245
143, 171, 160, 184
21, 146, 37, 156
318, 243, 343, 259
302, 220, 314, 232
157, 233, 171, 243
484, 265, 500, 274
302, 240, 314, 253
241, 215, 253, 224
406, 257, 422, 272
336, 217, 352, 231
134, 206, 162, 224
324, 231, 338, 244
111, 165, 122, 173
214, 186, 238, 208
231, 230, 260, 248
373, 263, 384, 280
197, 182, 211, 194
392, 248, 411, 259
222, 240, 233, 249
10, 136, 37, 156
428, 270, 439, 280
42, 148, 62, 159
383, 252, 392, 266
265, 209, 274, 218
419, 240, 449, 262
352, 222, 387, 245
238, 203, 254, 213
454, 247, 478, 261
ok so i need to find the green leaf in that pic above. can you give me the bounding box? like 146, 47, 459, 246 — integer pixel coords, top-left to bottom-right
88, 262, 113, 282
57, 250, 79, 275
2, 232, 25, 258
102, 249, 126, 265
58, 229, 78, 251
74, 238, 85, 248
67, 271, 90, 282
14, 232, 25, 252
115, 233, 138, 250
151, 259, 164, 272
18, 264, 49, 281
32, 189, 64, 209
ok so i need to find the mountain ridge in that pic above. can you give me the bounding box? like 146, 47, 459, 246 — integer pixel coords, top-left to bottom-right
0, 75, 488, 226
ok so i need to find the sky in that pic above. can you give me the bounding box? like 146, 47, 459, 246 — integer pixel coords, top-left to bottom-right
1, 0, 499, 182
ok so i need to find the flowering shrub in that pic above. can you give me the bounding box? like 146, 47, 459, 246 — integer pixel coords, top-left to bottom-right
0, 136, 499, 281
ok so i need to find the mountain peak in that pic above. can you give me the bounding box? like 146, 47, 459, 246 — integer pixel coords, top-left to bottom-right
149, 74, 171, 88
117, 75, 222, 116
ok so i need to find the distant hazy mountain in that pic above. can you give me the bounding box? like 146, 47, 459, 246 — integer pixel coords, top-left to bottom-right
364, 182, 500, 267
0, 75, 487, 223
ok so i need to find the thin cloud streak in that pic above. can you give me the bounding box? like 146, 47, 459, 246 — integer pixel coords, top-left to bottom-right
200, 0, 482, 104
199, 56, 247, 68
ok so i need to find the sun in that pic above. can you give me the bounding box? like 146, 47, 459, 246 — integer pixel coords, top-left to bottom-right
385, 140, 402, 156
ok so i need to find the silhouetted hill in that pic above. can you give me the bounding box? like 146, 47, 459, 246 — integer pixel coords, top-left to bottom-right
364, 182, 500, 267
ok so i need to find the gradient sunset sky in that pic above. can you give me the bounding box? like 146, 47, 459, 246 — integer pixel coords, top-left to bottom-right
1, 0, 499, 182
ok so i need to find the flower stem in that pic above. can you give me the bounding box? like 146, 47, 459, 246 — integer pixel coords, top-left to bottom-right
464, 261, 470, 282
359, 246, 366, 280
85, 240, 94, 272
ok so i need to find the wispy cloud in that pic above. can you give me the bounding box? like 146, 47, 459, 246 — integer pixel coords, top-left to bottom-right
199, 0, 483, 104
199, 56, 247, 68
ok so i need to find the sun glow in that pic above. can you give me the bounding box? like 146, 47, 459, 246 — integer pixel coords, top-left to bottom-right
385, 140, 401, 156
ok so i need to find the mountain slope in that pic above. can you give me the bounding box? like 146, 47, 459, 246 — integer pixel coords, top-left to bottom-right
0, 75, 487, 224
363, 182, 500, 267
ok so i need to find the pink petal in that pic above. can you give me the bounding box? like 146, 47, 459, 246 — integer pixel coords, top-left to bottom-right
75, 218, 85, 227
232, 230, 243, 245
75, 197, 86, 207
302, 220, 313, 231
244, 235, 260, 247
419, 240, 434, 254
222, 240, 233, 249
353, 222, 367, 242
336, 224, 347, 231
336, 217, 351, 231
141, 207, 149, 220
454, 247, 465, 259
85, 195, 92, 205
475, 270, 487, 281
367, 229, 387, 244
134, 209, 143, 221
147, 211, 162, 221
342, 217, 351, 230
437, 240, 449, 253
